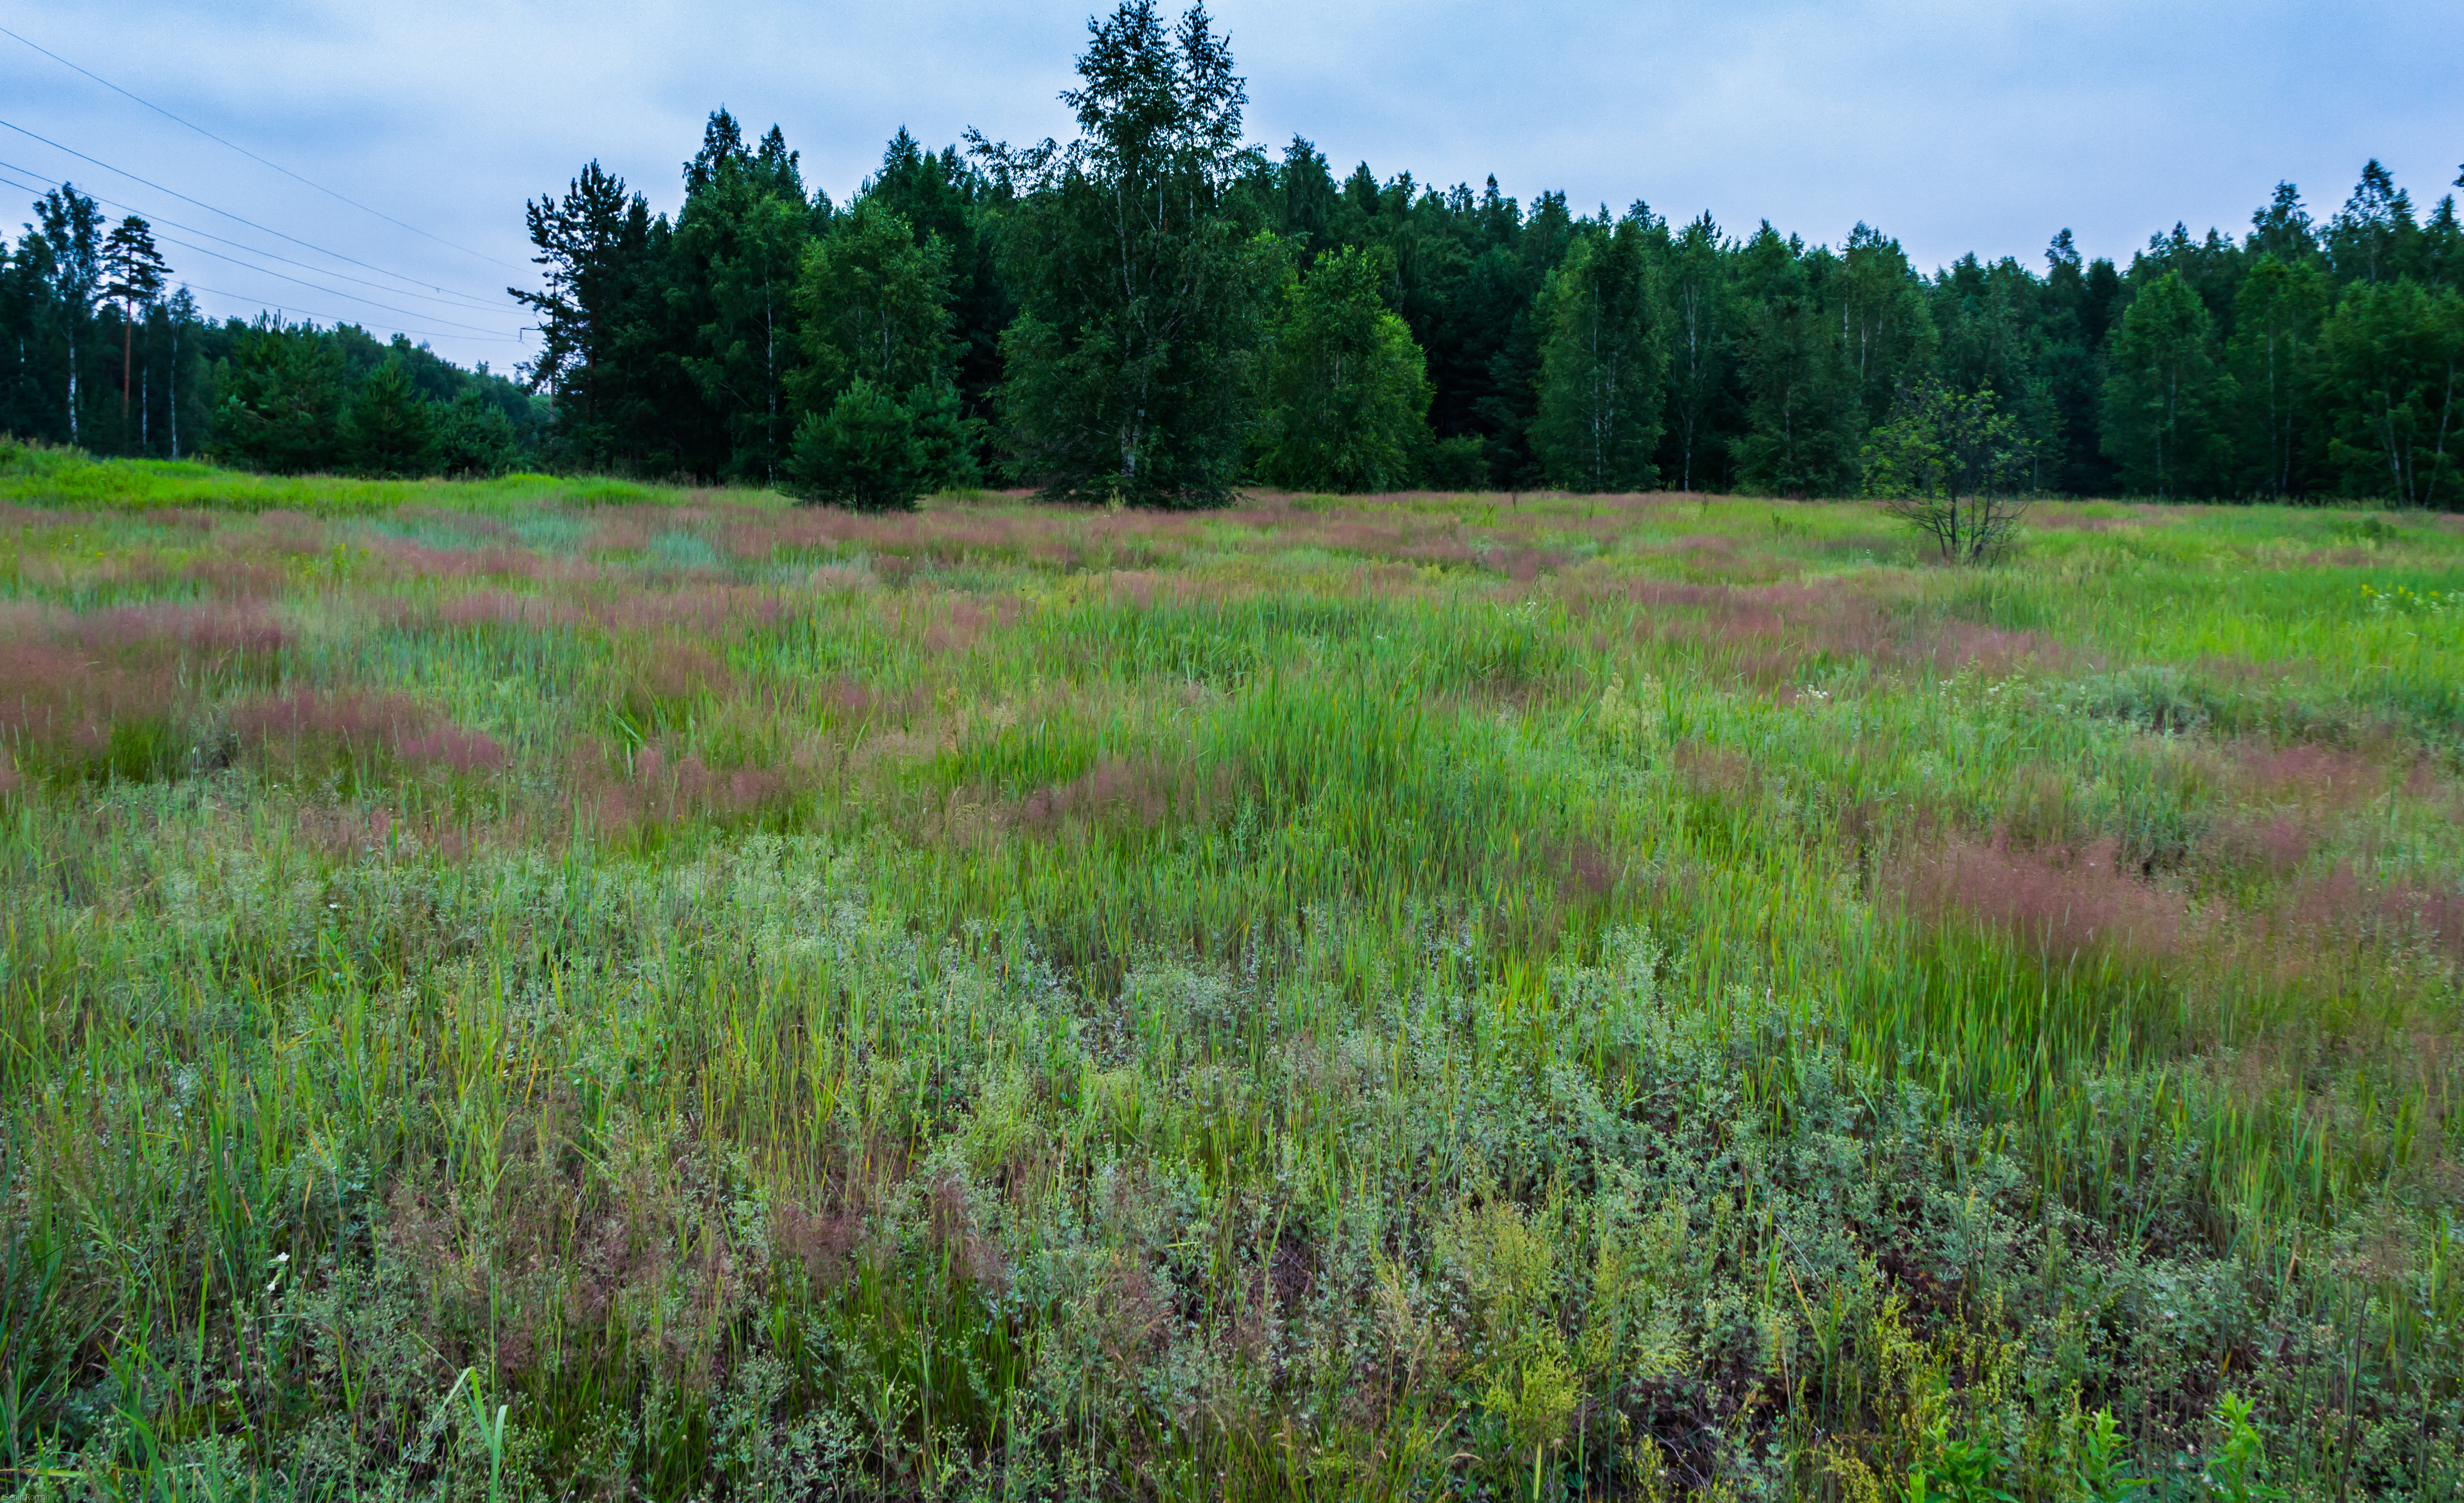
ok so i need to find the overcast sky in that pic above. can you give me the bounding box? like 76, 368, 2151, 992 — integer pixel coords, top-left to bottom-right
4, 0, 2456, 373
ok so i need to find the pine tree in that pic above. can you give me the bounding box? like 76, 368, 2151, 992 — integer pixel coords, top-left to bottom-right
100, 215, 168, 434
512, 162, 665, 470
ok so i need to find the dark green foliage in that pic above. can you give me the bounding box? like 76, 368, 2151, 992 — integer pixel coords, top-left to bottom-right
672, 114, 825, 485
2319, 278, 2464, 507
794, 200, 954, 403
1733, 224, 1858, 494
1252, 246, 1430, 491
2228, 255, 2329, 498
975, 1, 1277, 507
2102, 271, 2231, 497
1660, 212, 1733, 492
1531, 213, 1668, 491
784, 378, 974, 510
340, 359, 437, 478
432, 390, 522, 477
512, 161, 672, 471
859, 128, 1014, 433
211, 321, 349, 474
14, 22, 2464, 510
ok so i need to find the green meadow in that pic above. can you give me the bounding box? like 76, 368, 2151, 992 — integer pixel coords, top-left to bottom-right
1, 450, 2460, 1500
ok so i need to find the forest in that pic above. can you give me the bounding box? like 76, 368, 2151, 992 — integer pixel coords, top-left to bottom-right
3, 2, 2458, 506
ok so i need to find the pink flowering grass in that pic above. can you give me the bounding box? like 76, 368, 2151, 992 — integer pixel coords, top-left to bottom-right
0, 602, 287, 783
1903, 835, 2193, 971
231, 690, 507, 778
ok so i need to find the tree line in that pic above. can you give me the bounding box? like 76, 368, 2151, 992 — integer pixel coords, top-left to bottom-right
0, 185, 543, 477
517, 4, 2463, 508
9, 0, 2459, 506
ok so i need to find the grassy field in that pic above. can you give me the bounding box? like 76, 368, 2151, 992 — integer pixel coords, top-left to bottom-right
2, 449, 2461, 1500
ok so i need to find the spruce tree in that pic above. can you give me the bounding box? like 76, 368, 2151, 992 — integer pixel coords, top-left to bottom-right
213, 321, 349, 475
342, 358, 439, 478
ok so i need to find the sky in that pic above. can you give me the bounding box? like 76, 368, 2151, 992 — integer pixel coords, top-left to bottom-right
3, 0, 2457, 373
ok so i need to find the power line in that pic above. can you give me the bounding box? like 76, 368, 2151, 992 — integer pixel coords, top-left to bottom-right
0, 22, 521, 270
175, 285, 531, 344
0, 167, 530, 346
0, 116, 516, 306
0, 154, 513, 315
151, 231, 525, 335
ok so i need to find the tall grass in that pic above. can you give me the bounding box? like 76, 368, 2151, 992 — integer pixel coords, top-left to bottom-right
1, 471, 2459, 1499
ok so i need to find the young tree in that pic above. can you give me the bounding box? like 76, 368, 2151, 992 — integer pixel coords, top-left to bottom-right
433, 390, 522, 477
1251, 245, 1429, 492
1863, 383, 2035, 564
2101, 270, 2231, 496
214, 321, 349, 474
342, 359, 439, 478
100, 215, 168, 426
1531, 215, 1666, 491
785, 379, 929, 510
972, 0, 1278, 507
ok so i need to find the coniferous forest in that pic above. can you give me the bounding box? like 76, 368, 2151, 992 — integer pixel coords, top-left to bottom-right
5, 0, 2460, 506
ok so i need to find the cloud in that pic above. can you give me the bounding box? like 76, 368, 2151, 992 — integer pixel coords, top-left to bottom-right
4, 0, 2455, 370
